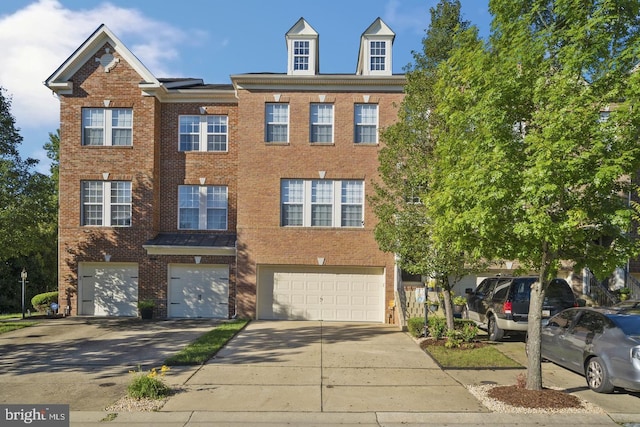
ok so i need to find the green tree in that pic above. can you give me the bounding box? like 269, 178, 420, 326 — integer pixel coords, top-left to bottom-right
431, 0, 640, 390
371, 0, 483, 331
0, 88, 58, 312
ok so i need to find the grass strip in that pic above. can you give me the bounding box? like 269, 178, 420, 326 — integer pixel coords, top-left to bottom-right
165, 318, 249, 366
424, 344, 522, 369
0, 321, 38, 334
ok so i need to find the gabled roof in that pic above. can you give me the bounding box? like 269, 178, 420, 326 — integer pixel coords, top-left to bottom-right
356, 17, 395, 76
45, 24, 160, 95
285, 17, 320, 75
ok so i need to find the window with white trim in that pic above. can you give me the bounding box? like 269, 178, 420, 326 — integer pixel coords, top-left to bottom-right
370, 41, 386, 71
179, 115, 228, 152
281, 179, 364, 227
265, 104, 289, 143
82, 108, 133, 146
81, 181, 131, 226
293, 40, 310, 71
178, 185, 228, 230
354, 104, 378, 143
310, 104, 334, 143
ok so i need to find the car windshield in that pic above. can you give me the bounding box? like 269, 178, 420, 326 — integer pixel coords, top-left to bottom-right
608, 313, 640, 336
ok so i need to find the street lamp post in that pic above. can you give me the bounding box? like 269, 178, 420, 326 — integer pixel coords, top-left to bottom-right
21, 269, 27, 319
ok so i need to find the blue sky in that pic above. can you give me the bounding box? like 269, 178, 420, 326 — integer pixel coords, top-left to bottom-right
0, 0, 491, 173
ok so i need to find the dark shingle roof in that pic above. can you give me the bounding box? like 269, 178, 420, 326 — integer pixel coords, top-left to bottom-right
145, 233, 236, 248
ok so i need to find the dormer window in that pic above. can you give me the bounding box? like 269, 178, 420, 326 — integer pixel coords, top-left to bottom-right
286, 18, 319, 75
293, 40, 310, 71
369, 41, 387, 72
356, 18, 395, 76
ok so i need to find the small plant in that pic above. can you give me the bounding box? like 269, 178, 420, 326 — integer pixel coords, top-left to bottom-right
452, 295, 467, 306
428, 316, 447, 339
127, 365, 171, 399
618, 288, 631, 301
137, 299, 155, 309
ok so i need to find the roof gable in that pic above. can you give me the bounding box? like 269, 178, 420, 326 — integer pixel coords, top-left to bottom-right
285, 17, 319, 75
45, 24, 159, 94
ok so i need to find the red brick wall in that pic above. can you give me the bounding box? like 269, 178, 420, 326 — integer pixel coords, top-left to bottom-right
235, 89, 403, 318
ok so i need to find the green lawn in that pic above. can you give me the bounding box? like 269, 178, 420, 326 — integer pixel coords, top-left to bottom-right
423, 342, 522, 368
0, 321, 38, 334
165, 319, 249, 365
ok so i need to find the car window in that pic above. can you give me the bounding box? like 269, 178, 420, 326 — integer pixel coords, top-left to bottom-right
573, 311, 607, 335
475, 279, 492, 295
545, 279, 574, 301
492, 280, 511, 301
510, 278, 535, 302
546, 309, 577, 329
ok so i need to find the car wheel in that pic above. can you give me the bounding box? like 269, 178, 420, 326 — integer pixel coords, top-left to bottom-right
586, 357, 614, 393
488, 315, 504, 341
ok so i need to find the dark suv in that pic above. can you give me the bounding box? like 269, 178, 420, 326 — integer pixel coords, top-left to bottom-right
465, 276, 577, 341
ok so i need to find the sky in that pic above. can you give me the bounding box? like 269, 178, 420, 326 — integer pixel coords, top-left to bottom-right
0, 0, 492, 174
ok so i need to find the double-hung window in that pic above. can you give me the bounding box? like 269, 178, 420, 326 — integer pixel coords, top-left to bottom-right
310, 104, 333, 143
370, 41, 387, 72
81, 181, 131, 226
265, 104, 289, 143
354, 104, 378, 144
178, 185, 228, 230
179, 115, 228, 152
293, 40, 310, 71
82, 108, 133, 146
281, 179, 364, 227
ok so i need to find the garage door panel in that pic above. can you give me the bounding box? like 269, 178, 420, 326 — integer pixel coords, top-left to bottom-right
169, 265, 229, 318
80, 264, 138, 317
265, 270, 384, 322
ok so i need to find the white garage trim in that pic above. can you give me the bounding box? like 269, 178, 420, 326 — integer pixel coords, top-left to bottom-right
258, 265, 385, 322
168, 264, 229, 318
78, 262, 138, 316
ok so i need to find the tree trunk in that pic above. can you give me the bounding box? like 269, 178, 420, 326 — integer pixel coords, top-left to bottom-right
526, 245, 553, 391
440, 276, 455, 331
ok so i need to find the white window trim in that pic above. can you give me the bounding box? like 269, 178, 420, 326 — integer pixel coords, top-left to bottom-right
178, 115, 228, 152
281, 179, 364, 228
310, 103, 334, 143
178, 185, 228, 230
354, 104, 379, 144
81, 181, 131, 227
265, 104, 290, 143
82, 108, 133, 146
367, 39, 391, 75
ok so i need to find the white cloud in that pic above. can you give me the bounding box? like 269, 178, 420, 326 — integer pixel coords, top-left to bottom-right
383, 0, 430, 36
0, 0, 195, 161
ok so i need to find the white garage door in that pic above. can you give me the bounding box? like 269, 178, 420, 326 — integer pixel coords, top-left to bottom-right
79, 263, 138, 316
260, 268, 384, 322
168, 265, 229, 318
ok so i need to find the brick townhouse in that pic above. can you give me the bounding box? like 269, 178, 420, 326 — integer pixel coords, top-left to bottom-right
45, 17, 406, 323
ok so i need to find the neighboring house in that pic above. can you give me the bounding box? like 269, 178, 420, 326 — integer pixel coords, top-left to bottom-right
45, 18, 405, 322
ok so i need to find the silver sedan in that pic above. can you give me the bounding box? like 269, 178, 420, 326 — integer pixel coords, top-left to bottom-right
540, 307, 640, 393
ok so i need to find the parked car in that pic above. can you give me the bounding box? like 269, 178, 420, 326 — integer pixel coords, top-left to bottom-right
613, 300, 640, 310
465, 276, 577, 341
540, 307, 640, 393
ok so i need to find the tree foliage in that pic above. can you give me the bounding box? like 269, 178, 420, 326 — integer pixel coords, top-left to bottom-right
430, 0, 640, 389
371, 1, 484, 331
0, 87, 58, 312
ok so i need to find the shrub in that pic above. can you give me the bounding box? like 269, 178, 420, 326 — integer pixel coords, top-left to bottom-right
407, 317, 426, 337
428, 316, 447, 339
31, 292, 59, 313
127, 365, 171, 399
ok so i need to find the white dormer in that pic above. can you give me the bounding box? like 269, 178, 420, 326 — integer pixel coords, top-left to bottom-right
356, 18, 395, 76
286, 18, 319, 75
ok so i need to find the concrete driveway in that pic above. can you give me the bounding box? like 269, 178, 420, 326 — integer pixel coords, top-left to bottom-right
0, 317, 223, 410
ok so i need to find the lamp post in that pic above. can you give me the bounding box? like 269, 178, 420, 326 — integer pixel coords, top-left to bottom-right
21, 269, 27, 319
